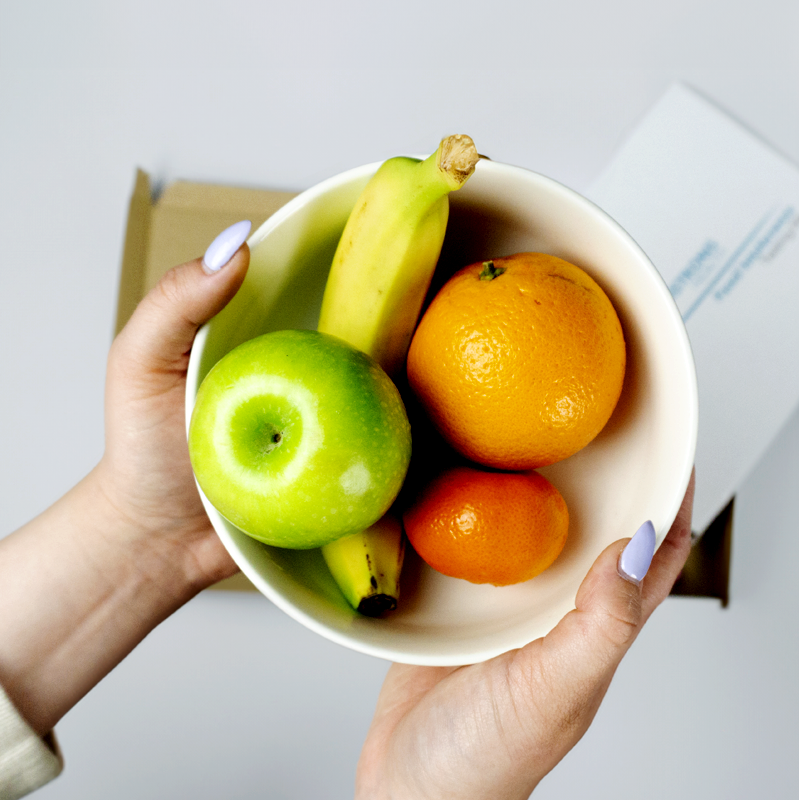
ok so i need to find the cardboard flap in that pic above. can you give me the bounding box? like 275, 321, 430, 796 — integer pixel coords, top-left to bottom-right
116, 170, 297, 333
115, 169, 152, 335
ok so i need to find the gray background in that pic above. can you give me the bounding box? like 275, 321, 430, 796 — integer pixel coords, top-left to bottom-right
1, 1, 798, 797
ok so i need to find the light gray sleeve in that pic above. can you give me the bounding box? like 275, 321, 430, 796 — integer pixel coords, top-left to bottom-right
0, 685, 63, 800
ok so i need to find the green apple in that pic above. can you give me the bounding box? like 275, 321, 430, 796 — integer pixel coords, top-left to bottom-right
188, 329, 412, 549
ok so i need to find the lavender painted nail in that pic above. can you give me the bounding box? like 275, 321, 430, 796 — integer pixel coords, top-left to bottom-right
618, 520, 656, 584
202, 220, 252, 272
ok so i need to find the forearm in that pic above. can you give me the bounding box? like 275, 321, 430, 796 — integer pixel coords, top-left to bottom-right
0, 467, 201, 735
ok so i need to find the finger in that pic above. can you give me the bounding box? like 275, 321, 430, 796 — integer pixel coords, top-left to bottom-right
521, 472, 696, 690
500, 485, 695, 781
641, 467, 696, 617
558, 523, 653, 662
503, 527, 655, 772
546, 468, 696, 661
113, 220, 251, 377
521, 519, 655, 710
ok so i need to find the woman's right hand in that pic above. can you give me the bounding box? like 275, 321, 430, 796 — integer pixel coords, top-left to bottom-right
357, 471, 695, 799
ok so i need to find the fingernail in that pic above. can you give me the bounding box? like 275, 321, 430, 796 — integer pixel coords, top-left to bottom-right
618, 520, 656, 585
202, 220, 251, 273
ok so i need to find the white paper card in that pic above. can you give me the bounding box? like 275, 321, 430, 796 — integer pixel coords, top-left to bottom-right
585, 83, 799, 532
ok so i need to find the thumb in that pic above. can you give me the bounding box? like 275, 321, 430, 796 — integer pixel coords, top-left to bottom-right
113, 220, 251, 376
542, 521, 655, 678
496, 524, 656, 787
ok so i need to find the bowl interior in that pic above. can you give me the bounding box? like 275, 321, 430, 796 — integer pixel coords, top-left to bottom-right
186, 159, 697, 666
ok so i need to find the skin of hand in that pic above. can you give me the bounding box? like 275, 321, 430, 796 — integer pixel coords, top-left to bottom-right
0, 242, 249, 735
98, 247, 250, 587
356, 471, 696, 800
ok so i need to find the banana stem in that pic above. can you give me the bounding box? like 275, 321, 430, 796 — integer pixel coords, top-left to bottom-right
435, 134, 480, 190
394, 134, 478, 213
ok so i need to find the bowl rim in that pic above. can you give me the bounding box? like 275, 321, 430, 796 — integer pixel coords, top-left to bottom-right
186, 158, 698, 666
185, 160, 383, 423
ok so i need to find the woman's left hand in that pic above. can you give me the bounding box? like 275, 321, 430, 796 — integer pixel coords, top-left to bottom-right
0, 222, 251, 734
98, 224, 252, 589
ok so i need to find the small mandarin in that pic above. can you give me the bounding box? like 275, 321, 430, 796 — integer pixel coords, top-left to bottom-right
406, 252, 626, 470
403, 466, 569, 586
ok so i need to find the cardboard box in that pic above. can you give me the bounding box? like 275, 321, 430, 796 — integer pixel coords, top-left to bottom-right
116, 169, 731, 602
587, 85, 799, 540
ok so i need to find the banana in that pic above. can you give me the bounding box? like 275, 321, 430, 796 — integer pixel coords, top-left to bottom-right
318, 134, 479, 614
318, 134, 480, 378
321, 515, 405, 617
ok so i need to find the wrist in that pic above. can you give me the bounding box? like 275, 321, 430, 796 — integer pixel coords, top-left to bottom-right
90, 459, 225, 599
0, 469, 203, 734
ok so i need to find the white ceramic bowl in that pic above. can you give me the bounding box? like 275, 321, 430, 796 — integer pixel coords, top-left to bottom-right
186, 157, 698, 667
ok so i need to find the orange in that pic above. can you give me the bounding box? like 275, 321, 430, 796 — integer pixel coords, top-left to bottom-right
403, 466, 568, 586
406, 252, 626, 469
